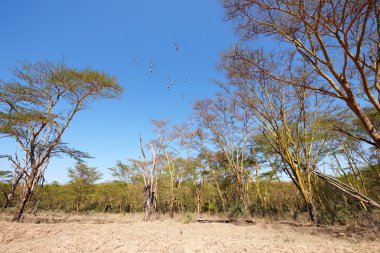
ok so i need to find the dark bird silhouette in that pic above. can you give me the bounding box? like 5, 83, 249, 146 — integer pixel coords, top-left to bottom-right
174, 43, 180, 51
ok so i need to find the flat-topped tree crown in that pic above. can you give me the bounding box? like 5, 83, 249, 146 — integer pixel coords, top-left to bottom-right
0, 61, 122, 161
0, 61, 122, 221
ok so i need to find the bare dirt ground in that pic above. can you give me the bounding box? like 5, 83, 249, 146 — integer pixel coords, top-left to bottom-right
0, 213, 379, 253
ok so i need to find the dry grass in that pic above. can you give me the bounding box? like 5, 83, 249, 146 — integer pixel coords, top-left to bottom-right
0, 212, 379, 253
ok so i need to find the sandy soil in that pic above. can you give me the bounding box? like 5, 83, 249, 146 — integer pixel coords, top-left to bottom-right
0, 213, 379, 253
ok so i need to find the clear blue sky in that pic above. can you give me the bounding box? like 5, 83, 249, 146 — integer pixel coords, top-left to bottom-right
0, 0, 237, 183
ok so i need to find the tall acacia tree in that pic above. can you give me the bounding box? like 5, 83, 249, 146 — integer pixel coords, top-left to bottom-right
150, 120, 197, 218
223, 0, 380, 149
194, 95, 253, 212
0, 61, 122, 221
221, 51, 334, 224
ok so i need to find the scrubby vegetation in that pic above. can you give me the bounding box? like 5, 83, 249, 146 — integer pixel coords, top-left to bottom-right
1, 164, 379, 226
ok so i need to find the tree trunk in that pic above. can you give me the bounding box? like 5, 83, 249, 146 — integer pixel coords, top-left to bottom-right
12, 183, 32, 222
12, 169, 41, 222
2, 188, 16, 211
211, 174, 226, 212
195, 187, 202, 216
169, 197, 175, 219
30, 198, 40, 215
306, 200, 318, 226
2, 172, 23, 211
76, 202, 80, 214
144, 185, 155, 221
169, 176, 175, 219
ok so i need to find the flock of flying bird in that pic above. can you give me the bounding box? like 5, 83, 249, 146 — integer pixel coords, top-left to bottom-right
133, 42, 192, 105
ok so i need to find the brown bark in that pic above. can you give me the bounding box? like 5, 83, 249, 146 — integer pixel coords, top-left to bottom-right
143, 185, 156, 221
12, 178, 34, 222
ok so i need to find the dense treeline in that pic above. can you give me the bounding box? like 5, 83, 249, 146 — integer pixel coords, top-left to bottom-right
1, 164, 379, 225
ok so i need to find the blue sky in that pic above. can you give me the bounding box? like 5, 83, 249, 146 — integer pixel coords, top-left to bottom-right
0, 0, 237, 183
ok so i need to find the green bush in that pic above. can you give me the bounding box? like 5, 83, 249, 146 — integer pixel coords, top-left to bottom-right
228, 204, 247, 218
183, 212, 194, 224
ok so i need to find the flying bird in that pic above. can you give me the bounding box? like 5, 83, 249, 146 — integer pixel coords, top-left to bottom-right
134, 58, 142, 69
174, 43, 180, 51
147, 61, 156, 78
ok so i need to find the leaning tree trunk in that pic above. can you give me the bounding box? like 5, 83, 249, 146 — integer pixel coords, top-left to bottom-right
2, 172, 24, 211
312, 170, 380, 209
12, 169, 39, 222
29, 178, 45, 215
12, 183, 33, 222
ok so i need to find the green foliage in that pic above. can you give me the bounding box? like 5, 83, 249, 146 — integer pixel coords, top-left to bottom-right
360, 167, 380, 203
0, 61, 123, 138
109, 161, 139, 184
183, 212, 194, 224
0, 171, 376, 226
0, 170, 12, 183
228, 204, 247, 218
0, 61, 123, 221
316, 181, 358, 225
68, 164, 102, 185
68, 163, 102, 213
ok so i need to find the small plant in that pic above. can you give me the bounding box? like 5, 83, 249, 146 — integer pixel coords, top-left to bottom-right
183, 212, 194, 224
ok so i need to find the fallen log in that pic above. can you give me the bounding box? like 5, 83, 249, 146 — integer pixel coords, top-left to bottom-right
195, 218, 255, 225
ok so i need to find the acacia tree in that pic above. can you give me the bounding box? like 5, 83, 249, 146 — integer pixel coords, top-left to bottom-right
0, 61, 122, 221
151, 120, 196, 218
195, 129, 228, 212
185, 157, 205, 216
223, 0, 380, 149
221, 51, 335, 224
109, 161, 140, 212
194, 95, 253, 212
68, 163, 102, 213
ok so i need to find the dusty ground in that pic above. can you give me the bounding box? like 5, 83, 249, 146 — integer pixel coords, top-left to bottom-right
0, 213, 379, 253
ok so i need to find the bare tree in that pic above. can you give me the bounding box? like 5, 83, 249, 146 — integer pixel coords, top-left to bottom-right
135, 136, 160, 221
0, 61, 122, 221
